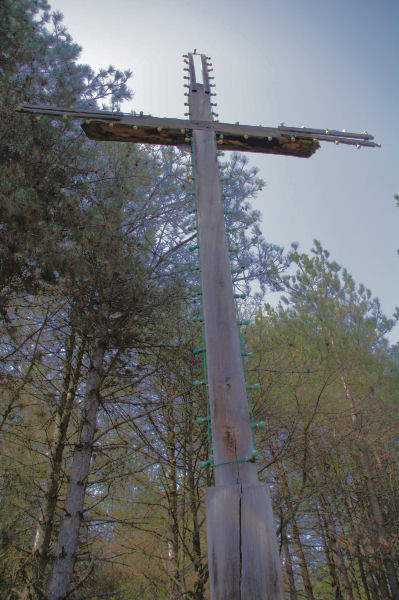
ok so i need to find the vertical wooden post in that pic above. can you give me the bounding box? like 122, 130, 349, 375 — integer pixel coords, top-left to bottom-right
190, 59, 257, 488
189, 53, 284, 600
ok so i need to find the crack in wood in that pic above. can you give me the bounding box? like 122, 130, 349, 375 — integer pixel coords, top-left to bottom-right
239, 486, 243, 600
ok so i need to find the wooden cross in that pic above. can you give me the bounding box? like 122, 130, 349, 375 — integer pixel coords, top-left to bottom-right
18, 50, 379, 600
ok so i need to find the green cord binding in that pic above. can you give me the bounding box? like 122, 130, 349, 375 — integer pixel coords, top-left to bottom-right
199, 259, 213, 462
235, 306, 257, 451
225, 195, 260, 457
194, 126, 264, 470
188, 120, 214, 465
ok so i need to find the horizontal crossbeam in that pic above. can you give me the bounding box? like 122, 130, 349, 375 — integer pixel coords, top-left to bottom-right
17, 104, 380, 157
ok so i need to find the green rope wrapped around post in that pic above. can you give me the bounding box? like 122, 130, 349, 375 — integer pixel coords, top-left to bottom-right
192, 126, 267, 470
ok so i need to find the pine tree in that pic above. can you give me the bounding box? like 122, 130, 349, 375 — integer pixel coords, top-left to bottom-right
0, 0, 131, 308
245, 241, 399, 599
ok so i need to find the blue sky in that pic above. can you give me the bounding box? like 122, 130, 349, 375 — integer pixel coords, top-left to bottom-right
49, 0, 399, 342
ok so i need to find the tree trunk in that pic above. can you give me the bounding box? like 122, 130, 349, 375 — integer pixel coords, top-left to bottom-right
345, 545, 362, 599
30, 333, 85, 597
365, 560, 383, 600
343, 492, 372, 600
307, 432, 353, 600
341, 375, 399, 599
0, 309, 49, 435
165, 400, 181, 600
316, 504, 342, 599
289, 508, 315, 600
45, 321, 106, 600
318, 491, 354, 600
186, 400, 206, 600
280, 514, 298, 600
374, 561, 393, 600
360, 450, 399, 600
276, 463, 315, 600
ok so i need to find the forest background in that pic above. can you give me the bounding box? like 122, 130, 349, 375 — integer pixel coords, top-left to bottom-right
0, 1, 398, 600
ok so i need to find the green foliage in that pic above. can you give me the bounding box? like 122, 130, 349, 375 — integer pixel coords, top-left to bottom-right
245, 242, 399, 599
1, 4, 281, 598
0, 0, 132, 305
1, 2, 398, 599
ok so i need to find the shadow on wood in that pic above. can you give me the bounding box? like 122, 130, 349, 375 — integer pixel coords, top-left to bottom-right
82, 119, 319, 157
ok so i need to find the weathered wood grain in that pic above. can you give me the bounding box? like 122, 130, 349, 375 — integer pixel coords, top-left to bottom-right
188, 52, 198, 92
201, 54, 211, 94
206, 486, 241, 599
188, 51, 285, 599
240, 484, 284, 599
191, 80, 257, 486
206, 484, 284, 600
